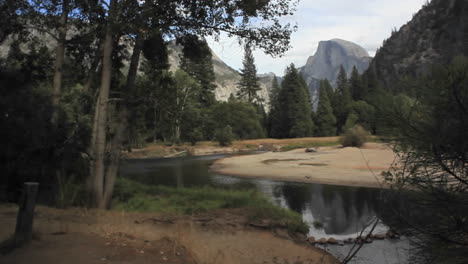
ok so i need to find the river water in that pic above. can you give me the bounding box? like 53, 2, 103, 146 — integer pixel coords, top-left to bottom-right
120, 154, 411, 263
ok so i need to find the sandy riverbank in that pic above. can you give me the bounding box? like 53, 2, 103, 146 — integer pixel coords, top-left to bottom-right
0, 205, 338, 264
211, 143, 396, 189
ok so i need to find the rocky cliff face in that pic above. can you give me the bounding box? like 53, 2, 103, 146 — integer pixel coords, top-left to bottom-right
369, 0, 468, 90
167, 43, 274, 105
299, 39, 372, 105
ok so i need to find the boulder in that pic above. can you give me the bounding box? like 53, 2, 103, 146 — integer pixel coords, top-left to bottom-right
327, 238, 338, 244
374, 233, 386, 240
307, 236, 316, 244
317, 238, 328, 244
305, 148, 318, 153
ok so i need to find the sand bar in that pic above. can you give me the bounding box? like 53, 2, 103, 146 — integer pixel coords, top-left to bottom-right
211, 143, 396, 189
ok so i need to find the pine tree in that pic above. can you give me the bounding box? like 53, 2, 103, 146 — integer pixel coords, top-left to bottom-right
237, 42, 261, 103
315, 81, 336, 136
268, 76, 281, 137
273, 64, 314, 138
179, 35, 217, 107
349, 66, 365, 101
333, 65, 353, 134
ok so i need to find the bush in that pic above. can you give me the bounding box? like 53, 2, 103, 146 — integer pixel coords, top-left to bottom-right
214, 125, 233, 146
340, 125, 370, 147
187, 128, 203, 146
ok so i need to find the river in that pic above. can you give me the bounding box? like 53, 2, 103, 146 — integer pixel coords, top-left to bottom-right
120, 154, 411, 263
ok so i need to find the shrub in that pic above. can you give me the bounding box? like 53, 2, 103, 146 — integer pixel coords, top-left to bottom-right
187, 128, 203, 146
340, 125, 370, 147
214, 125, 233, 146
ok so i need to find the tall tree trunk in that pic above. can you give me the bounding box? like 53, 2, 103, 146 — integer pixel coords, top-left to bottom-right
52, 0, 69, 112
102, 33, 144, 208
90, 0, 118, 209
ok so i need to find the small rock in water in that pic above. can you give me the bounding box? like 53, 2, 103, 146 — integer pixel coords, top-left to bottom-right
374, 233, 386, 240
307, 236, 316, 244
317, 238, 328, 244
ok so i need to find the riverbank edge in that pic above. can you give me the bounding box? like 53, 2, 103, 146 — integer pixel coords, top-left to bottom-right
210, 161, 389, 189
210, 143, 394, 189
0, 204, 340, 264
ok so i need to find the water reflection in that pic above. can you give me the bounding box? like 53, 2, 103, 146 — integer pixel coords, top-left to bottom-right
121, 155, 385, 236
120, 154, 407, 264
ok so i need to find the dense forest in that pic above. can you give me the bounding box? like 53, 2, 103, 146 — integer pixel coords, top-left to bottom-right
1, 0, 467, 262
0, 0, 298, 208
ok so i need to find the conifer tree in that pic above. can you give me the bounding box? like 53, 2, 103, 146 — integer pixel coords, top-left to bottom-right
268, 76, 282, 137
349, 66, 365, 101
179, 36, 216, 107
315, 81, 336, 136
333, 65, 353, 134
273, 64, 314, 138
237, 42, 262, 103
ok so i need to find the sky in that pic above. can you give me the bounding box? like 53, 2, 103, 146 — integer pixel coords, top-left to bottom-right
206, 0, 427, 76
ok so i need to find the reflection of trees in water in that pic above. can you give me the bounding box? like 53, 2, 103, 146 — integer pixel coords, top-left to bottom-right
305, 184, 381, 235
122, 158, 214, 187
279, 184, 312, 213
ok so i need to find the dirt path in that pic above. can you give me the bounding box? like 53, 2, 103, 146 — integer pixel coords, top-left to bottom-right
0, 205, 338, 264
211, 143, 396, 189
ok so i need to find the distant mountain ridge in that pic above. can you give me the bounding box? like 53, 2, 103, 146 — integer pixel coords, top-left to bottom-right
299, 39, 372, 106
167, 43, 275, 104
369, 0, 468, 90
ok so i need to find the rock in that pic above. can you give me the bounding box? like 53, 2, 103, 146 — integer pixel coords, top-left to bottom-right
374, 233, 386, 240
293, 232, 308, 242
355, 236, 365, 243
386, 230, 400, 239
317, 238, 328, 244
369, 0, 468, 93
299, 39, 371, 109
307, 236, 316, 244
338, 240, 345, 246
327, 238, 338, 244
344, 238, 355, 244
305, 148, 318, 153
365, 237, 373, 243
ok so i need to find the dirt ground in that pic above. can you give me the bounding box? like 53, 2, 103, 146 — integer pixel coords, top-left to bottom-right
211, 143, 396, 189
0, 205, 338, 264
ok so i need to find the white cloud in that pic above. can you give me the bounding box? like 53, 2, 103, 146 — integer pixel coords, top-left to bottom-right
207, 0, 427, 76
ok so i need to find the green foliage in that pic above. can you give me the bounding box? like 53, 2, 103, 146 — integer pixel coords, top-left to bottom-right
343, 112, 359, 132
315, 80, 337, 136
237, 42, 262, 103
332, 65, 353, 134
214, 125, 234, 146
186, 128, 204, 146
179, 35, 216, 106
344, 101, 376, 132
385, 56, 468, 263
113, 177, 308, 233
270, 64, 314, 138
208, 100, 265, 140
349, 66, 366, 101
340, 125, 370, 147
